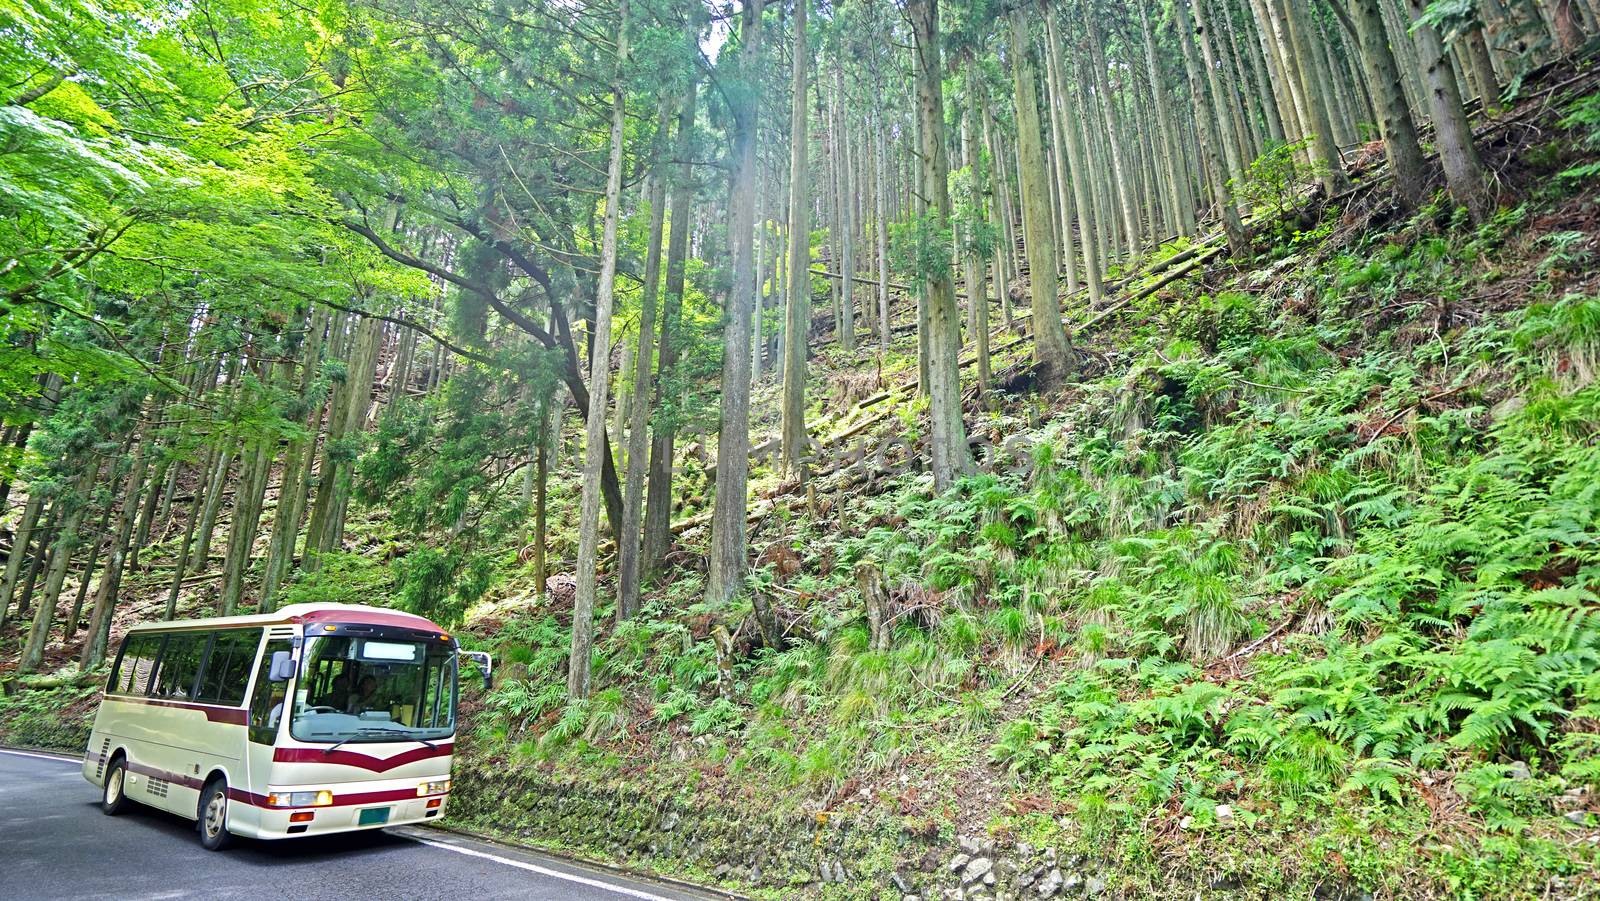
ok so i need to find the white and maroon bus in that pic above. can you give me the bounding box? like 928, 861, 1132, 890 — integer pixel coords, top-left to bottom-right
82, 603, 488, 850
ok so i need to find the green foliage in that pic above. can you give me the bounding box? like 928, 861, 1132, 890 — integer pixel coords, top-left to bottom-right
888, 212, 954, 283
1558, 94, 1600, 183
1231, 138, 1315, 217
275, 551, 393, 609
0, 681, 100, 751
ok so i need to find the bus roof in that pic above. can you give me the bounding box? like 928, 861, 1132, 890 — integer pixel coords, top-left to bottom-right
124, 603, 447, 635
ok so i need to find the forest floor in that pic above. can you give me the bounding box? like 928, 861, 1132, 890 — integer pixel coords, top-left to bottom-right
6, 57, 1600, 900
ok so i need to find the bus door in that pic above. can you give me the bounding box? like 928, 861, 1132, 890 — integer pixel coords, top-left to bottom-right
244, 637, 295, 800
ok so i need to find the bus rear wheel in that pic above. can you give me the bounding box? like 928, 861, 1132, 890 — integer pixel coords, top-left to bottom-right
198, 779, 233, 851
101, 758, 130, 816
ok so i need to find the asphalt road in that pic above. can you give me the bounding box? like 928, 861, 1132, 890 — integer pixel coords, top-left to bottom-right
0, 748, 717, 901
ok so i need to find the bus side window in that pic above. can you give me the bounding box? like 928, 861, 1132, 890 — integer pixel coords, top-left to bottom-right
196, 629, 261, 705
150, 632, 207, 700
248, 639, 292, 744
112, 634, 164, 696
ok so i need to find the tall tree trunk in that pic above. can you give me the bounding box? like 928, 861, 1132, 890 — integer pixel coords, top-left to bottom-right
67, 495, 114, 636
164, 485, 204, 620
1223, 0, 1269, 154
1247, 0, 1304, 143
618, 99, 674, 621
1175, 0, 1250, 254
874, 109, 893, 349
1193, 0, 1248, 186
1315, 11, 1360, 146
836, 67, 856, 355
569, 0, 630, 701
910, 0, 976, 489
1551, 0, 1587, 50
1046, 16, 1106, 306
1404, 0, 1493, 221
219, 433, 272, 615
190, 439, 234, 575
964, 60, 993, 395
754, 165, 768, 378
190, 435, 235, 576
707, 0, 764, 611
20, 463, 96, 672
13, 502, 57, 620
1462, 26, 1501, 112
306, 314, 380, 568
523, 395, 556, 597
982, 107, 1016, 332
643, 45, 701, 577
822, 79, 842, 343
262, 307, 330, 612
1382, 0, 1428, 116
1042, 22, 1080, 292
779, 0, 812, 475
327, 317, 380, 554
1076, 73, 1117, 263
0, 486, 47, 623
1278, 0, 1351, 192
80, 438, 151, 668
1138, 0, 1197, 237
1081, 7, 1145, 257
1348, 0, 1429, 209
129, 450, 170, 570
1011, 9, 1074, 378
0, 375, 60, 518
1233, 0, 1286, 143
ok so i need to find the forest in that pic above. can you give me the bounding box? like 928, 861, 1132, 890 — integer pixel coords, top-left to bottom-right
3, 0, 1600, 896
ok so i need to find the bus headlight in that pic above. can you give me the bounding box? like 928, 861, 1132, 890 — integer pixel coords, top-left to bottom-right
268, 790, 334, 808
417, 779, 451, 796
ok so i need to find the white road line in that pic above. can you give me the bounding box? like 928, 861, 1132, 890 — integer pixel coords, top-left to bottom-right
3, 747, 689, 899
408, 835, 681, 901
0, 748, 78, 764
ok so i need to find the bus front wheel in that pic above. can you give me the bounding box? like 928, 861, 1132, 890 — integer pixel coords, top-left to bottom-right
101, 757, 130, 816
198, 779, 234, 851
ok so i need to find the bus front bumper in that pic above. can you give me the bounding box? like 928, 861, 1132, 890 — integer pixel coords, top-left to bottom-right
233, 780, 451, 839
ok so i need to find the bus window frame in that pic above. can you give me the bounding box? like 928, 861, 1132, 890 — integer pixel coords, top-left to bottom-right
107, 632, 169, 698
147, 630, 209, 701
289, 633, 460, 743
248, 637, 295, 745
193, 628, 264, 706
106, 628, 267, 707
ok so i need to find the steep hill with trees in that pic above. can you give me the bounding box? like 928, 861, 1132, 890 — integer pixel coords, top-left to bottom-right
4, 0, 1600, 896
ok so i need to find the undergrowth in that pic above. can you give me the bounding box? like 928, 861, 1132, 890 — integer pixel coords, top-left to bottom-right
465, 173, 1600, 896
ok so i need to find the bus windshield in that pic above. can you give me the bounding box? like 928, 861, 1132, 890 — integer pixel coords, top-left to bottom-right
289, 635, 457, 744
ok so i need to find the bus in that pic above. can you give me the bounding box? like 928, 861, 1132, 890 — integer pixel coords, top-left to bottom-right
81, 603, 489, 850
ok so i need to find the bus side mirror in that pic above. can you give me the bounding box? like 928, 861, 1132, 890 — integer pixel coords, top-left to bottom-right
268, 650, 296, 683
460, 651, 492, 689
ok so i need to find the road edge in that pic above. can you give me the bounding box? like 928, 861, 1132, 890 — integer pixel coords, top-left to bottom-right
410, 822, 754, 901
0, 743, 79, 761
1, 744, 748, 901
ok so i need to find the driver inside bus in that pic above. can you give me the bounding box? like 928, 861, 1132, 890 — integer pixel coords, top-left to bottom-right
320, 670, 354, 711
347, 675, 384, 715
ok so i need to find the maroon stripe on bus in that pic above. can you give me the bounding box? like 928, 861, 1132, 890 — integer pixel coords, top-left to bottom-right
328, 786, 436, 807
272, 743, 452, 772
109, 696, 248, 725
107, 758, 451, 811
227, 786, 445, 809
228, 787, 273, 807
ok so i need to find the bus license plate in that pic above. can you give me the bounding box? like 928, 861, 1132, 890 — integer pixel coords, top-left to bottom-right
359, 807, 390, 826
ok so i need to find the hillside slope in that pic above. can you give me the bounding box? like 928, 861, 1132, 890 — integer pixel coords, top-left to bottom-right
6, 54, 1600, 901
442, 66, 1600, 900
